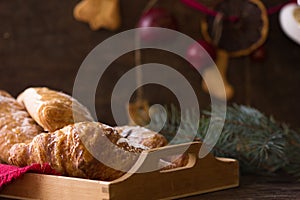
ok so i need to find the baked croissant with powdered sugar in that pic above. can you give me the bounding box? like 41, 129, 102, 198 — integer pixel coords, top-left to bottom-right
0, 90, 42, 163
9, 122, 145, 181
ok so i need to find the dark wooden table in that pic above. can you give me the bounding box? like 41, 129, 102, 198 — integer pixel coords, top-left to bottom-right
1, 0, 300, 128
184, 174, 300, 199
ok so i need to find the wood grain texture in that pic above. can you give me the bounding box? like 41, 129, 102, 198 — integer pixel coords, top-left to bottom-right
183, 174, 300, 200
0, 0, 299, 127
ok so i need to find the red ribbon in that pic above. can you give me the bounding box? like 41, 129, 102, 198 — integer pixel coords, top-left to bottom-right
180, 0, 238, 22
267, 0, 297, 15
181, 0, 297, 21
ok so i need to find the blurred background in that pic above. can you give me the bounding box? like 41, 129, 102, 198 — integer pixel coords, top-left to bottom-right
0, 0, 299, 127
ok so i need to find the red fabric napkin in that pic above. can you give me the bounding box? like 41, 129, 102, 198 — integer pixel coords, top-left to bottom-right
0, 163, 59, 189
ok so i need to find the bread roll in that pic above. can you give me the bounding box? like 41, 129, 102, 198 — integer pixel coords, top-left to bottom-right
9, 122, 144, 181
115, 125, 167, 149
115, 125, 189, 169
0, 90, 42, 163
17, 87, 94, 132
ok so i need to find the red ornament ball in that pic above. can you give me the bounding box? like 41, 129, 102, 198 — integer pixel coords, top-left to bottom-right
137, 8, 178, 43
250, 45, 266, 62
186, 40, 216, 70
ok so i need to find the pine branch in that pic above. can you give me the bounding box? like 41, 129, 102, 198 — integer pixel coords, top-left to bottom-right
283, 128, 300, 177
148, 104, 300, 178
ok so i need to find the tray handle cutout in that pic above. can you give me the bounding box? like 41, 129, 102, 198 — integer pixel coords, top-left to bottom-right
159, 153, 197, 173
114, 141, 211, 179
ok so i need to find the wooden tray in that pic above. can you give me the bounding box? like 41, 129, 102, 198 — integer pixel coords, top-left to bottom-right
0, 142, 239, 200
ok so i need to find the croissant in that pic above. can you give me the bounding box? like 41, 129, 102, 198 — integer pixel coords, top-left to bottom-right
0, 90, 42, 163
115, 125, 168, 149
0, 90, 12, 98
115, 125, 189, 169
17, 87, 94, 132
8, 122, 145, 181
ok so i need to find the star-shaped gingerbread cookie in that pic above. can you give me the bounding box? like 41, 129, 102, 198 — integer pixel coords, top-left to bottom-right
73, 0, 121, 31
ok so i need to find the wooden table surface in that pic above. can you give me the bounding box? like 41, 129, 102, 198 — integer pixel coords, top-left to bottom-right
1, 0, 300, 128
184, 174, 300, 200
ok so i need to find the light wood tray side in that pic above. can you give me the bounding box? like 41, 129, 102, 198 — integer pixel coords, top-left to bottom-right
109, 142, 239, 200
0, 174, 110, 200
0, 142, 239, 200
